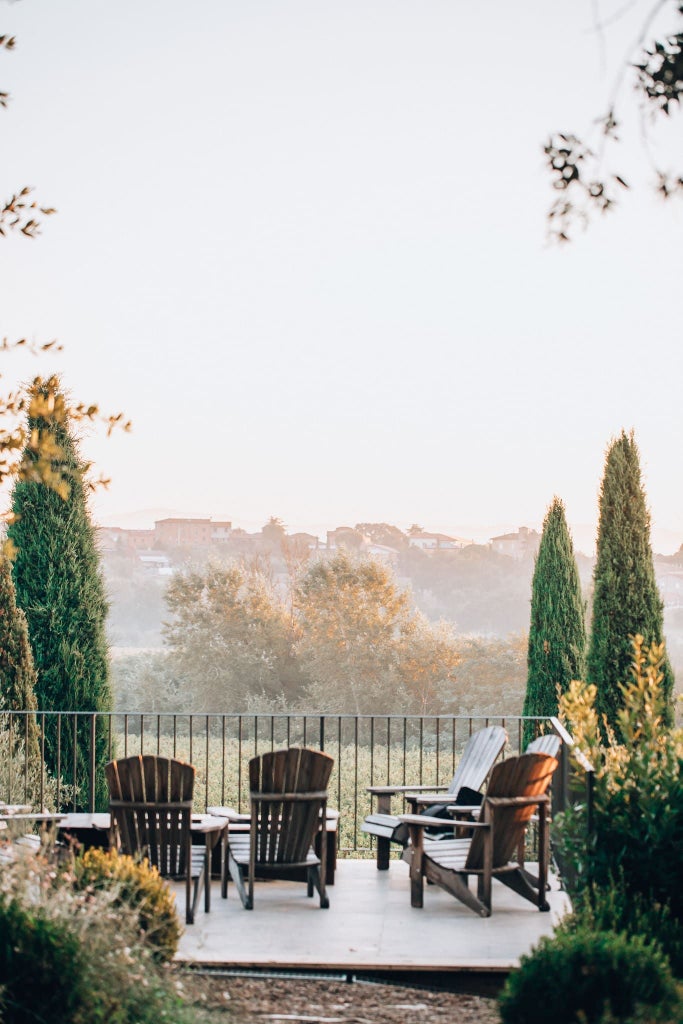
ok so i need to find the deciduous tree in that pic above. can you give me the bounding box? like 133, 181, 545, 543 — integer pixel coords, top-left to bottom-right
164, 563, 301, 709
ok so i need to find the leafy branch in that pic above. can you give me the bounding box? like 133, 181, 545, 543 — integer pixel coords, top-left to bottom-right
546, 0, 683, 240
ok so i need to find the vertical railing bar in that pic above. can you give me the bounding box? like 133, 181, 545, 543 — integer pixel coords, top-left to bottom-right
319, 715, 325, 753
157, 714, 161, 756
386, 717, 391, 785
89, 714, 96, 812
237, 716, 243, 813
419, 718, 424, 784
204, 714, 210, 812
336, 717, 342, 820
23, 713, 29, 803
8, 713, 13, 802
124, 714, 129, 757
140, 713, 145, 755
56, 714, 62, 811
72, 715, 78, 811
353, 716, 359, 852
173, 715, 177, 758
221, 716, 226, 805
369, 717, 375, 790
189, 714, 194, 766
40, 712, 46, 810
435, 716, 440, 786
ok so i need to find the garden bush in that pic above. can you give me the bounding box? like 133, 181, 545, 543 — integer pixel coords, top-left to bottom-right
555, 637, 683, 973
74, 848, 181, 962
498, 927, 681, 1024
0, 845, 192, 1024
0, 893, 89, 1024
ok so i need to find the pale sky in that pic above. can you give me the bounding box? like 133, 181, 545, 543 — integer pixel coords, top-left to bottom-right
2, 0, 682, 553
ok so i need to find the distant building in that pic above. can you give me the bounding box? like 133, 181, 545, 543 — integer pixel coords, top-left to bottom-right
153, 517, 232, 547
656, 568, 683, 608
97, 526, 154, 553
490, 526, 541, 560
407, 531, 472, 553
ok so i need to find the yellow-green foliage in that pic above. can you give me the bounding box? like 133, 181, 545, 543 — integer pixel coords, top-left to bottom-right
557, 636, 683, 974
74, 848, 181, 962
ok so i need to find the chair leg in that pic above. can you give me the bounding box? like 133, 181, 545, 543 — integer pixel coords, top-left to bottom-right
307, 865, 329, 909
228, 849, 252, 909
376, 835, 390, 870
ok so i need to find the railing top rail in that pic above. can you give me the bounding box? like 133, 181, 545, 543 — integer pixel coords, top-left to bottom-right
6, 710, 557, 722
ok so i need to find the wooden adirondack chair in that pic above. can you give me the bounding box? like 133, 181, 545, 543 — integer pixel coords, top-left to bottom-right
361, 724, 507, 869
227, 747, 334, 910
400, 751, 558, 917
105, 754, 208, 924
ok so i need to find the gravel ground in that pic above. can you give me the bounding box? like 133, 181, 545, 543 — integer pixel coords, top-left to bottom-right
178, 972, 502, 1023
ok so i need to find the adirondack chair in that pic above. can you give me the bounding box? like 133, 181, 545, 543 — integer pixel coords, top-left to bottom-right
361, 724, 507, 869
105, 754, 208, 925
227, 747, 334, 910
400, 751, 558, 917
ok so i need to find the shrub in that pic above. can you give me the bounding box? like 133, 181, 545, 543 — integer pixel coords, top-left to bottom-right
0, 845, 192, 1024
499, 928, 681, 1024
0, 893, 89, 1024
561, 883, 683, 979
74, 848, 181, 962
555, 637, 683, 972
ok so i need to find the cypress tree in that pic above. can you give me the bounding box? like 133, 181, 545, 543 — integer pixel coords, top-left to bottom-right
8, 391, 112, 809
522, 497, 586, 747
587, 430, 674, 728
0, 555, 40, 761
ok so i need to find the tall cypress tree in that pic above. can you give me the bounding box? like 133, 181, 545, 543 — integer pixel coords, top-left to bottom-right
0, 555, 40, 761
522, 497, 586, 747
588, 430, 674, 728
8, 392, 112, 809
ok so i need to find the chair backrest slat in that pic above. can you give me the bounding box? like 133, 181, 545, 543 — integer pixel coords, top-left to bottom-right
465, 752, 558, 871
249, 748, 333, 866
449, 725, 507, 796
525, 733, 561, 759
105, 755, 195, 877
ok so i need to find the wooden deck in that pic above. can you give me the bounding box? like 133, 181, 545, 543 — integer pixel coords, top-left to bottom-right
173, 857, 569, 974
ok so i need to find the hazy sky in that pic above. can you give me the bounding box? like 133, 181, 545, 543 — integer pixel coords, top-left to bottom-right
2, 0, 681, 552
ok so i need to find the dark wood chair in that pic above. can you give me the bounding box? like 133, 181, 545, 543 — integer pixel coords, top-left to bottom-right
105, 754, 207, 924
227, 747, 334, 910
400, 751, 559, 917
361, 724, 508, 869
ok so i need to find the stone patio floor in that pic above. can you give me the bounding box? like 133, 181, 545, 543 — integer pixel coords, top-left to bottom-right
173, 857, 569, 974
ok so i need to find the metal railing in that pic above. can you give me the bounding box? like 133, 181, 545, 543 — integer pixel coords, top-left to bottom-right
0, 710, 586, 855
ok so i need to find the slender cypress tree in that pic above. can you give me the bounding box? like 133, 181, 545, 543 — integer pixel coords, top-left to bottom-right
522, 498, 586, 747
587, 430, 674, 728
0, 555, 40, 760
8, 391, 112, 809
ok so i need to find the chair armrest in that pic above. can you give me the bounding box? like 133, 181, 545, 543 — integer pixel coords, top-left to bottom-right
486, 795, 550, 808
403, 792, 452, 806
366, 784, 448, 796
399, 813, 489, 831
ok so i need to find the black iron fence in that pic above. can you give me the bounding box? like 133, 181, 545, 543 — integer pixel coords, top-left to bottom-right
0, 710, 590, 856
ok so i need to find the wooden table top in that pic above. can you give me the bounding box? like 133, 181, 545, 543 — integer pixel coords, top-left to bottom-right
59, 812, 228, 834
